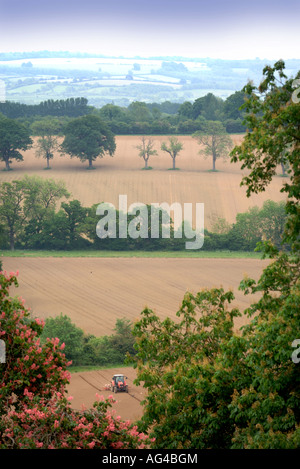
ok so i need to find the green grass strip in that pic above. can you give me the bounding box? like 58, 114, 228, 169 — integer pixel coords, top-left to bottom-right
1, 249, 262, 259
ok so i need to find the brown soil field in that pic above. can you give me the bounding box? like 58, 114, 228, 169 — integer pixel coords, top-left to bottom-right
3, 257, 270, 337
2, 256, 270, 422
66, 367, 145, 422
0, 135, 287, 230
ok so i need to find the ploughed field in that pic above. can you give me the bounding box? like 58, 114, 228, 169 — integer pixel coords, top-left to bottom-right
3, 256, 271, 337
66, 367, 146, 422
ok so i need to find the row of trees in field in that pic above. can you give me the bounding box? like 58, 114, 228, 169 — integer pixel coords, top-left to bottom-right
0, 112, 237, 171
0, 175, 287, 251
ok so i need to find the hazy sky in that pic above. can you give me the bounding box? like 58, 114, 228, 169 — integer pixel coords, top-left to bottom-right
0, 0, 299, 60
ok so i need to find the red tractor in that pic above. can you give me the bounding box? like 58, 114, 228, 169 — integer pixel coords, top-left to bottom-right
111, 374, 128, 393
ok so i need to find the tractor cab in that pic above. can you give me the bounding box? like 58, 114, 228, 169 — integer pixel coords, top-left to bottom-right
111, 374, 128, 393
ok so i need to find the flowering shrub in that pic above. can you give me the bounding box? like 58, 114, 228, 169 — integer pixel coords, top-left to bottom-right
1, 393, 150, 449
0, 271, 151, 449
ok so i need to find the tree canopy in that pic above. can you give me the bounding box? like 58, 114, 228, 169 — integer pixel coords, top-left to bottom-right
129, 60, 300, 449
193, 121, 234, 171
0, 115, 32, 170
161, 136, 183, 170
61, 114, 116, 169
136, 136, 157, 169
0, 176, 69, 250
31, 118, 62, 169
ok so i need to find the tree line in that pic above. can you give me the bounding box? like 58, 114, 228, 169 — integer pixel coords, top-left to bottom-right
0, 97, 90, 119
0, 90, 247, 134
0, 111, 241, 172
0, 175, 287, 252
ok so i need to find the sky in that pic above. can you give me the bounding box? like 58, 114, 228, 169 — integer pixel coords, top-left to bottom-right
0, 0, 299, 60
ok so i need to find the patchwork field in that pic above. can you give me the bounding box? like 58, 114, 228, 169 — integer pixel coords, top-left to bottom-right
0, 134, 285, 420
0, 135, 287, 230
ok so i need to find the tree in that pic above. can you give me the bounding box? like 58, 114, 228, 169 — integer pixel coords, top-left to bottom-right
26, 204, 90, 252
22, 176, 69, 248
192, 93, 224, 121
61, 114, 116, 169
109, 318, 136, 358
136, 136, 157, 169
193, 121, 233, 171
97, 104, 127, 122
229, 206, 263, 250
59, 199, 88, 248
31, 118, 61, 169
130, 289, 241, 449
258, 200, 287, 248
223, 90, 246, 120
127, 101, 153, 122
40, 313, 85, 365
161, 136, 183, 170
0, 180, 26, 250
0, 176, 69, 250
227, 63, 300, 448
0, 115, 32, 170
178, 101, 193, 119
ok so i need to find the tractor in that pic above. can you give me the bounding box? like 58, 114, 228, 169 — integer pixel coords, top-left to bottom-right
111, 374, 128, 393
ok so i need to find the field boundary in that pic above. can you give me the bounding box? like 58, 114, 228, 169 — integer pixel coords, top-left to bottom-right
0, 250, 262, 259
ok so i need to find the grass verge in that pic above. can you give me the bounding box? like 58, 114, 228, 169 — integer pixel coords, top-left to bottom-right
0, 250, 262, 259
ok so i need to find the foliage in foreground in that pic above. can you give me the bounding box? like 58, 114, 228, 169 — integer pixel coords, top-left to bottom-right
129, 60, 300, 449
0, 272, 151, 449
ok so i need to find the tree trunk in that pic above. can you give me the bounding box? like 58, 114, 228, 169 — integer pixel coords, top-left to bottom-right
9, 229, 15, 251
88, 158, 93, 169
5, 158, 10, 171
173, 157, 176, 169
281, 161, 286, 175
47, 157, 50, 169
145, 158, 148, 169
213, 157, 216, 171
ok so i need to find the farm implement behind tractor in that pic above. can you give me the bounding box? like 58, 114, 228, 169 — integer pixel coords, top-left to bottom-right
110, 374, 128, 393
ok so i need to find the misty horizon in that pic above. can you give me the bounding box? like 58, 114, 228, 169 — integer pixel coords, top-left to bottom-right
1, 0, 299, 61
